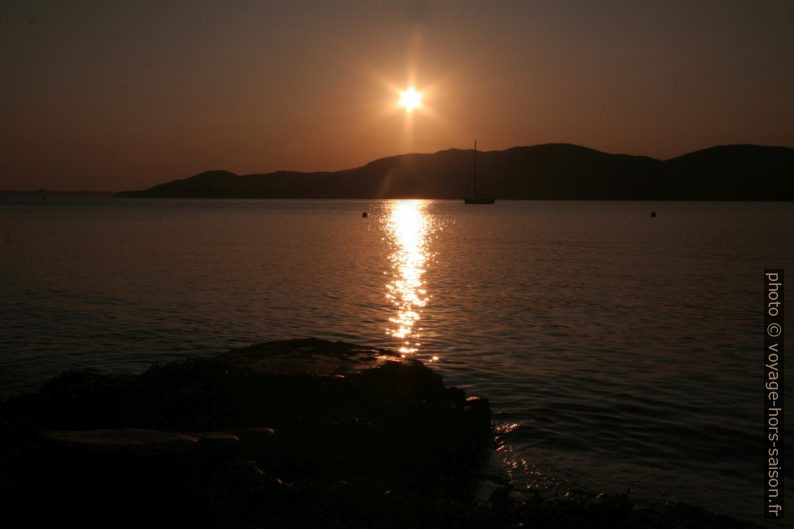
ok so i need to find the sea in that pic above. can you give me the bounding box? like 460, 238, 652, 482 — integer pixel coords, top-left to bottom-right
1, 198, 792, 523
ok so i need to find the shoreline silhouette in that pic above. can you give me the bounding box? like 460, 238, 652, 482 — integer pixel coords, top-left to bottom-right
107, 143, 794, 200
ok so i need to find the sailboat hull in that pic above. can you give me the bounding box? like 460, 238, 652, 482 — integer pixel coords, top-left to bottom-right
464, 196, 495, 204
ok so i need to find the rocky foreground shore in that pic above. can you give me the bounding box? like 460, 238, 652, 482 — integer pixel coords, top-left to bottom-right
0, 339, 759, 528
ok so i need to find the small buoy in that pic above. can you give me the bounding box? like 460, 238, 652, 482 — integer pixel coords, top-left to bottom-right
651, 211, 656, 218
362, 212, 368, 218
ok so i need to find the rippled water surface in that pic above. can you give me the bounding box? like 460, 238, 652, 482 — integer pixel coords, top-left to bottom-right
1, 198, 792, 521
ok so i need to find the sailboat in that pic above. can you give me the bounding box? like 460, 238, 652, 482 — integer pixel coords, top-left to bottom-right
464, 140, 495, 204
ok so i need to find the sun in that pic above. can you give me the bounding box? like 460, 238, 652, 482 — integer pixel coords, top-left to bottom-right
398, 88, 422, 111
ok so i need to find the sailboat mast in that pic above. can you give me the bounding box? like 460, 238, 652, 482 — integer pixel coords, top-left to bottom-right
473, 140, 478, 196
463, 138, 494, 204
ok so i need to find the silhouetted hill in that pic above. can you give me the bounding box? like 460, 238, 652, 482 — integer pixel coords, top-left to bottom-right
660, 145, 794, 199
116, 144, 794, 200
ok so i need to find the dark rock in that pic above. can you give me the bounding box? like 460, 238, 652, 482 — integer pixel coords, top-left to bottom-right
247, 426, 276, 437
41, 428, 202, 456
0, 339, 493, 527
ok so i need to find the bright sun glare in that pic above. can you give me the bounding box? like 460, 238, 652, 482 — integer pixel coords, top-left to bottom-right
398, 88, 422, 111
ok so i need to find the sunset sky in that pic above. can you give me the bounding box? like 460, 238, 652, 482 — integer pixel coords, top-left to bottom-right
2, 0, 793, 191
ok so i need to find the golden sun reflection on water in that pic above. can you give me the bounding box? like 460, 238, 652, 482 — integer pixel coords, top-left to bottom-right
384, 200, 432, 357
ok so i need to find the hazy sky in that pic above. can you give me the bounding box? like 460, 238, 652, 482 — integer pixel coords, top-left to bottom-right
2, 0, 793, 190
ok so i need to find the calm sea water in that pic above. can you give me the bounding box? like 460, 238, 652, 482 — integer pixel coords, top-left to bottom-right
1, 198, 792, 522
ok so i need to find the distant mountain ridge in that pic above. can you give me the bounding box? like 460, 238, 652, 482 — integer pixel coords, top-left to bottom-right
116, 143, 794, 200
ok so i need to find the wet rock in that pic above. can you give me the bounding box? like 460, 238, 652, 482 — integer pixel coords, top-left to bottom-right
223, 337, 399, 376
472, 476, 511, 505
194, 431, 241, 456
248, 427, 276, 436
41, 428, 201, 456
464, 396, 492, 446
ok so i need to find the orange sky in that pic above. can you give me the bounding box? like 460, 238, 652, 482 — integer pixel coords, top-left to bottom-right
1, 1, 793, 191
